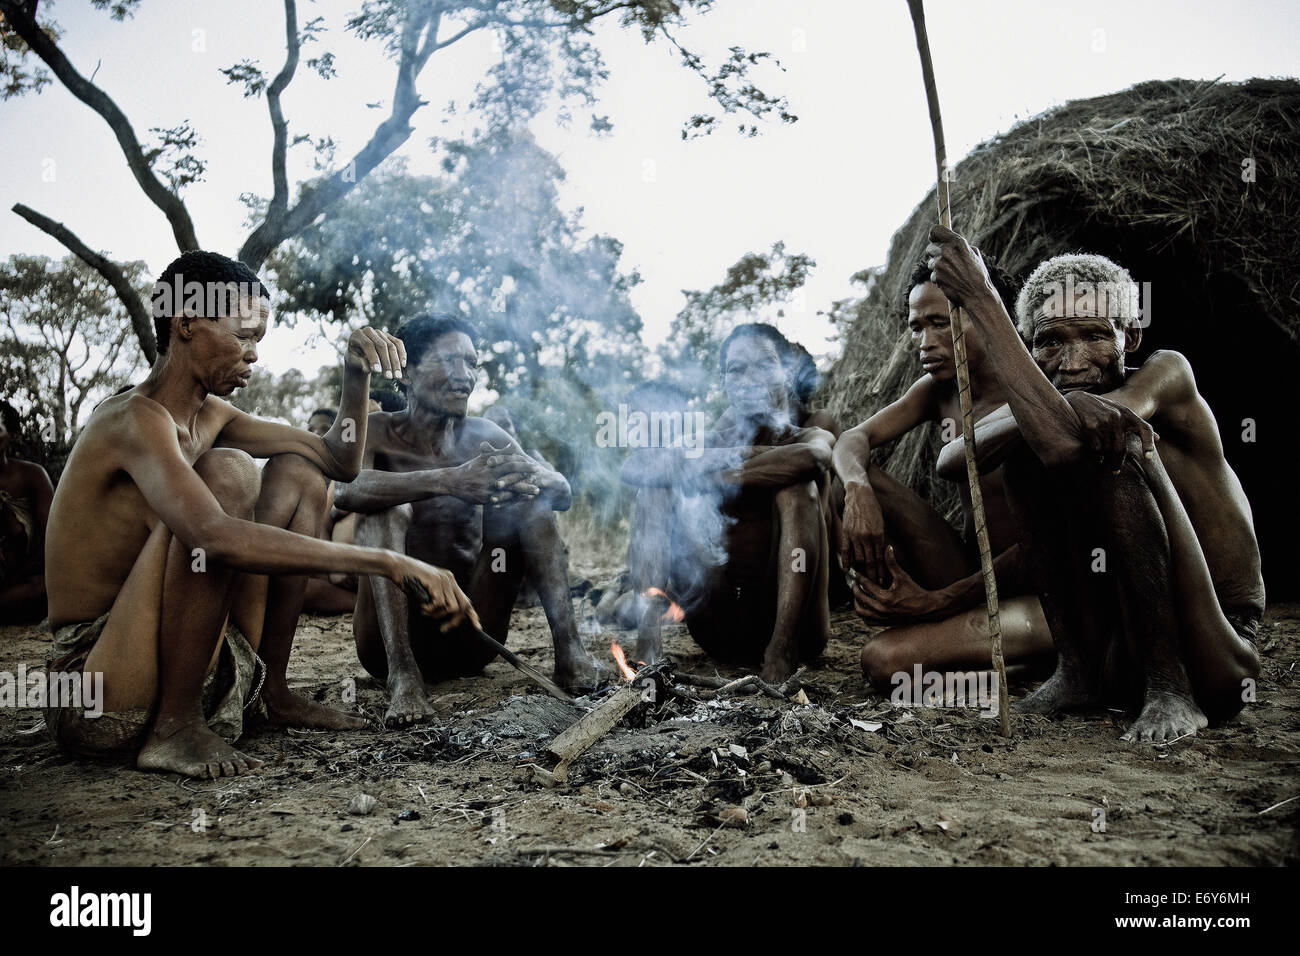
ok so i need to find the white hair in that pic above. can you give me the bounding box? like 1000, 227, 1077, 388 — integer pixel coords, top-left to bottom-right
1015, 253, 1139, 340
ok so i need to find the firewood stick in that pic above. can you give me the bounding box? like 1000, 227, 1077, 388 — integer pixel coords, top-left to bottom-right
907, 0, 1011, 735
678, 667, 805, 700
547, 684, 643, 773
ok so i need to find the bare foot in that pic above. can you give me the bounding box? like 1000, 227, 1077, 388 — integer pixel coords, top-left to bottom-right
1013, 667, 1098, 715
384, 679, 434, 728
264, 688, 368, 731
554, 648, 599, 694
1122, 691, 1207, 743
761, 642, 799, 685
136, 717, 263, 779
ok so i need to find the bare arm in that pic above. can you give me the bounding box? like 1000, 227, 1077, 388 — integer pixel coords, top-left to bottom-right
833, 377, 935, 583
620, 428, 831, 489
217, 327, 406, 480
708, 427, 834, 488
335, 420, 570, 513
935, 352, 1185, 481
118, 401, 474, 628
832, 377, 934, 487
852, 543, 1025, 624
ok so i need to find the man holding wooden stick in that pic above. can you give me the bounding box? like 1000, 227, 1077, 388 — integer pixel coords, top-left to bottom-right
926, 234, 1262, 741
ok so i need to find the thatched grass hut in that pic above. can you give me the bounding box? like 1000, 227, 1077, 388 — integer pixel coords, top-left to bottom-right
824, 78, 1300, 596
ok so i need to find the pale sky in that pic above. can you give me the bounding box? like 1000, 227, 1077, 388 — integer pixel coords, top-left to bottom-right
1, 0, 1295, 380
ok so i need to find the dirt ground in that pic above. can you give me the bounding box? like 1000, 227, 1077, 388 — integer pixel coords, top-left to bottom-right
2, 557, 1297, 867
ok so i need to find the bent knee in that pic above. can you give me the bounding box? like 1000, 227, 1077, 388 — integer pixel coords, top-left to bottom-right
194, 448, 261, 517
861, 635, 908, 683
354, 503, 413, 548
263, 452, 327, 499
776, 480, 821, 514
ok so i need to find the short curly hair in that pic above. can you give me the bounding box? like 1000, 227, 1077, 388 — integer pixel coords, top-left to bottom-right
1015, 253, 1138, 341
151, 251, 270, 354
396, 313, 477, 372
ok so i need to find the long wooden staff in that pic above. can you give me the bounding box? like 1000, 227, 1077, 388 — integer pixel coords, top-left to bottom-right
906, 0, 1010, 735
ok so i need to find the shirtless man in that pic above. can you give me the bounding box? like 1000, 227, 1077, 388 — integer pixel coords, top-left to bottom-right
926, 226, 1262, 741
621, 323, 833, 682
832, 258, 1053, 683
0, 400, 53, 623
43, 251, 475, 778
334, 314, 597, 726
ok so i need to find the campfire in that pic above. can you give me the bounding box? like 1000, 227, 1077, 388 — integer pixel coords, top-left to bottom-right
610, 641, 638, 682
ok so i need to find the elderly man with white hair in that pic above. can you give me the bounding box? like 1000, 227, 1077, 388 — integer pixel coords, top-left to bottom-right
923, 226, 1262, 743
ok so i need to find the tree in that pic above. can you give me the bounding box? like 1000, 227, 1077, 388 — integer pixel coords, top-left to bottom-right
659, 240, 815, 406
0, 254, 147, 454
1, 0, 796, 362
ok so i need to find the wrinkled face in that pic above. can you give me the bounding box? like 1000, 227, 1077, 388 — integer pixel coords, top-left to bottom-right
306, 413, 333, 437
908, 281, 984, 381
724, 335, 789, 420
185, 297, 268, 396
408, 331, 478, 417
1029, 295, 1129, 394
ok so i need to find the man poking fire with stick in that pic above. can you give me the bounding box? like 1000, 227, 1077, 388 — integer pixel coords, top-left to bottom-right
42, 251, 474, 779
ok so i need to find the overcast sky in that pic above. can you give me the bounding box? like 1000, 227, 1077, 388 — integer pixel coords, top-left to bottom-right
1, 0, 1295, 381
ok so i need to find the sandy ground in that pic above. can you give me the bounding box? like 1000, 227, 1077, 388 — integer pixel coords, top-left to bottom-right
1, 565, 1297, 867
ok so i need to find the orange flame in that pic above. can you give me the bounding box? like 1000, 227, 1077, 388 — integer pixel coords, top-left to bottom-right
644, 587, 685, 624
610, 641, 637, 682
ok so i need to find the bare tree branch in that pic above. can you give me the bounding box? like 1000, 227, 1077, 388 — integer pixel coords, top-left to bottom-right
244, 0, 301, 259
11, 203, 157, 363
239, 1, 444, 268
0, 0, 200, 252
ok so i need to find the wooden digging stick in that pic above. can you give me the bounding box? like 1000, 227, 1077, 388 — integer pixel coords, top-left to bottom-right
402, 577, 574, 703
906, 0, 1010, 735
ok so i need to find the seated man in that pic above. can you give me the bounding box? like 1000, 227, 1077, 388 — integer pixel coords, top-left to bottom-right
926, 226, 1262, 741
334, 314, 597, 726
42, 251, 474, 778
832, 258, 1052, 684
0, 400, 53, 623
621, 323, 834, 682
